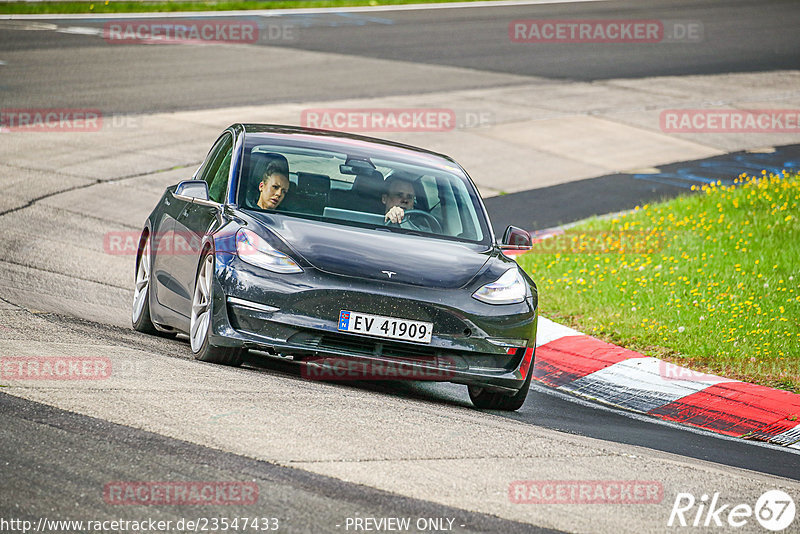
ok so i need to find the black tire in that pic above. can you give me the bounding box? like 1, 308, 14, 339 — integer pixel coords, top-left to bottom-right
132, 236, 159, 335
132, 290, 159, 334
190, 251, 244, 367
193, 332, 245, 367
468, 368, 532, 411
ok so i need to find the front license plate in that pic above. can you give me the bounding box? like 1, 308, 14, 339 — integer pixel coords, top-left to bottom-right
338, 311, 433, 344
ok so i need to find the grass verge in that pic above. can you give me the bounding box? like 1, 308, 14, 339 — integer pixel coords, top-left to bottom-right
518, 171, 800, 393
1, 0, 490, 15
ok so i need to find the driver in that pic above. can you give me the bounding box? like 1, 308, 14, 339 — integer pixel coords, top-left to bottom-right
382, 175, 416, 224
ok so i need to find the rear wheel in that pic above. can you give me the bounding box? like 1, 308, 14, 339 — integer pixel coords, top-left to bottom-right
132, 237, 158, 334
190, 252, 243, 366
468, 369, 532, 411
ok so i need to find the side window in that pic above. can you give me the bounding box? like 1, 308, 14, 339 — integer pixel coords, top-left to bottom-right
199, 133, 233, 203
208, 149, 232, 203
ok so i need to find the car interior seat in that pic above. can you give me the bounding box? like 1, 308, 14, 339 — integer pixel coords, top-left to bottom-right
280, 172, 330, 215
329, 169, 385, 214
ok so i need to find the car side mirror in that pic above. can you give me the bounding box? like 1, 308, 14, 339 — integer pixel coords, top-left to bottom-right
172, 180, 217, 207
500, 225, 532, 249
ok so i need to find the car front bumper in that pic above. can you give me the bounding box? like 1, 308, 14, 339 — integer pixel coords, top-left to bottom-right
208, 254, 537, 392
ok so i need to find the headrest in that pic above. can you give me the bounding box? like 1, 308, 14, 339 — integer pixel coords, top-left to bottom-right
250, 152, 289, 182
352, 169, 384, 195
297, 172, 330, 195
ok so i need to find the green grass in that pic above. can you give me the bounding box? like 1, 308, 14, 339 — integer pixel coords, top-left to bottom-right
0, 0, 492, 15
518, 171, 800, 393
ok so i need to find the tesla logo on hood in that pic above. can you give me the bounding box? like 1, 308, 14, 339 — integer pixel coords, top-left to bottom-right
381, 270, 396, 278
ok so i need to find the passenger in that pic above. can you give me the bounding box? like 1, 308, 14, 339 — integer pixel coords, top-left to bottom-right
382, 175, 416, 224
257, 158, 290, 210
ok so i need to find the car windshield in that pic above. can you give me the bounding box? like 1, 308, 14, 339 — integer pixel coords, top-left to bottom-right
238, 137, 491, 244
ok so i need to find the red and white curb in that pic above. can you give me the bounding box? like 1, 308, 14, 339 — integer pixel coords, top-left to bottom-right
533, 317, 800, 449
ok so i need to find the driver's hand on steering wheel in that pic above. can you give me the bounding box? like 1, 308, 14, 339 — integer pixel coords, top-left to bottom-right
385, 206, 405, 224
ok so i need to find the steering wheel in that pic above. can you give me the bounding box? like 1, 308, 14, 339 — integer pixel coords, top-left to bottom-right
399, 209, 442, 234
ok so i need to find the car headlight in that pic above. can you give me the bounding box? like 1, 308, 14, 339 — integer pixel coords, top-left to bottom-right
235, 228, 302, 273
472, 268, 528, 305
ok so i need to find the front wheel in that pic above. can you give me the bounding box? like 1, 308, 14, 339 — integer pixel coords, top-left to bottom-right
468, 369, 532, 411
190, 252, 244, 367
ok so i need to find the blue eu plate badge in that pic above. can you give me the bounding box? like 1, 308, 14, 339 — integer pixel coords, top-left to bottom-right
339, 311, 351, 330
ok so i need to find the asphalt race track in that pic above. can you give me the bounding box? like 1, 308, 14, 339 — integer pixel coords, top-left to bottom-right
1, 393, 549, 534
1, 0, 799, 112
1, 1, 800, 532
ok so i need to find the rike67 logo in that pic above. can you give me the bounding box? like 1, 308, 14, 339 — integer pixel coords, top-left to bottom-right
668, 490, 795, 531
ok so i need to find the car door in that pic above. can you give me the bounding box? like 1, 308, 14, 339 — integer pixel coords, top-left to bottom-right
169, 132, 234, 319
150, 184, 190, 316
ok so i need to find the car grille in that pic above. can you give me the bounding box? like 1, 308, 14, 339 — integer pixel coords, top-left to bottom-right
313, 333, 441, 361
300, 332, 523, 372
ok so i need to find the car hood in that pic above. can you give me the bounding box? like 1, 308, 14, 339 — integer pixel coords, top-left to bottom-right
250, 213, 493, 288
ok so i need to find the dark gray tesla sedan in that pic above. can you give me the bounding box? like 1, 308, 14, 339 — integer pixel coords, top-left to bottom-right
132, 124, 537, 410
